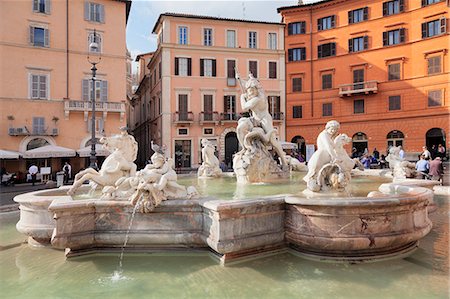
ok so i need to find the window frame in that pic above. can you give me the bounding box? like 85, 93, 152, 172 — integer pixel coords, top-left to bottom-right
388, 63, 401, 80
178, 25, 189, 45
317, 15, 336, 31
383, 28, 405, 46
248, 31, 257, 49
29, 73, 49, 100
348, 7, 368, 24
388, 95, 401, 111
318, 42, 336, 58
382, 0, 404, 16
33, 0, 50, 14
226, 29, 236, 48
268, 32, 277, 50
268, 61, 277, 79
203, 28, 213, 46
288, 47, 306, 62
292, 77, 302, 92
428, 90, 443, 107
322, 73, 333, 90
288, 22, 306, 35
322, 103, 333, 117
293, 105, 303, 119
85, 2, 104, 23
427, 56, 442, 75
353, 99, 365, 114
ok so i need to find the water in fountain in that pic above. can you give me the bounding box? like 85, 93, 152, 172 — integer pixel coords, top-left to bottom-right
113, 200, 141, 281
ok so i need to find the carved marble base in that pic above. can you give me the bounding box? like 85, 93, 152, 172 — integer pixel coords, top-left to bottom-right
233, 146, 288, 184
197, 165, 222, 178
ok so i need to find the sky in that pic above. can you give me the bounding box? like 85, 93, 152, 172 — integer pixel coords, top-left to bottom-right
126, 0, 320, 70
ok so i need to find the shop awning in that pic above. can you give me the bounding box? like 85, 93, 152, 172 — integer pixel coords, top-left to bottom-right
77, 144, 111, 157
23, 145, 76, 158
0, 149, 21, 159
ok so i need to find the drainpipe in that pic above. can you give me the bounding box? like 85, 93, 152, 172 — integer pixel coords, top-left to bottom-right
309, 5, 313, 117
66, 0, 69, 99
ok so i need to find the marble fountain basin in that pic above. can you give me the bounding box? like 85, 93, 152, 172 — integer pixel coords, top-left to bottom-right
14, 179, 434, 264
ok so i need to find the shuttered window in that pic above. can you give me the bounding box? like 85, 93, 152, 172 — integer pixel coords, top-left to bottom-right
288, 48, 306, 62
200, 59, 216, 77
227, 30, 236, 48
428, 90, 442, 107
317, 16, 335, 31
322, 74, 332, 89
388, 63, 400, 80
389, 96, 401, 111
293, 106, 302, 118
348, 7, 368, 24
174, 57, 191, 76
292, 78, 302, 92
422, 18, 447, 38
318, 43, 336, 58
382, 0, 404, 16
32, 117, 46, 135
249, 31, 257, 48
288, 22, 306, 35
84, 2, 105, 23
33, 0, 51, 14
30, 74, 48, 100
349, 36, 368, 52
383, 29, 405, 46
322, 103, 332, 116
427, 56, 442, 75
269, 62, 277, 79
249, 61, 258, 78
30, 26, 49, 47
354, 99, 365, 114
82, 79, 107, 102
421, 0, 444, 7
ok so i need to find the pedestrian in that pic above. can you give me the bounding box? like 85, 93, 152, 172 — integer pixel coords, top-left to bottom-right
351, 147, 358, 159
372, 148, 380, 160
28, 164, 38, 186
429, 157, 444, 182
415, 155, 429, 179
437, 144, 446, 159
430, 145, 437, 160
399, 146, 405, 159
63, 162, 72, 184
360, 154, 371, 169
421, 146, 431, 160
219, 160, 228, 172
378, 154, 387, 169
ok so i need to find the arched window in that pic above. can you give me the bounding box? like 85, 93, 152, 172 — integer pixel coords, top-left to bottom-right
387, 130, 404, 148
426, 128, 446, 150
352, 132, 368, 156
26, 138, 49, 150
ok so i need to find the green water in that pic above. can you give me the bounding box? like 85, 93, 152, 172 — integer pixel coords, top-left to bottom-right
179, 174, 391, 199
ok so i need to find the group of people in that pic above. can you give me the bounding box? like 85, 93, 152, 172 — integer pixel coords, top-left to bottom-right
415, 146, 445, 181
25, 162, 72, 186
352, 147, 387, 169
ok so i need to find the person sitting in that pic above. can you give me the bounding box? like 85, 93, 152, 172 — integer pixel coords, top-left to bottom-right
415, 155, 430, 179
360, 154, 371, 169
372, 148, 380, 160
429, 157, 444, 182
378, 154, 387, 169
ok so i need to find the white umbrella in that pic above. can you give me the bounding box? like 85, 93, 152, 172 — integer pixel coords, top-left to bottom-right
23, 145, 76, 158
77, 144, 110, 157
0, 149, 21, 159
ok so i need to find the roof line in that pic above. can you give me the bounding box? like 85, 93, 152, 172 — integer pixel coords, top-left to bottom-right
277, 0, 335, 13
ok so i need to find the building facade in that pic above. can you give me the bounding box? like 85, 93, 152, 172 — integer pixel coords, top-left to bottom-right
0, 0, 131, 178
132, 13, 286, 169
279, 0, 449, 157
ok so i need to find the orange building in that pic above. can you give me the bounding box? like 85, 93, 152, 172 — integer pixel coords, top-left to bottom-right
0, 0, 131, 179
279, 0, 449, 158
132, 13, 286, 169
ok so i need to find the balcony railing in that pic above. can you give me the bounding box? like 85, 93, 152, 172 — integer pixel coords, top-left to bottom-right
8, 127, 58, 136
173, 111, 194, 123
64, 100, 126, 112
220, 112, 241, 122
199, 111, 220, 124
339, 81, 378, 97
271, 112, 284, 121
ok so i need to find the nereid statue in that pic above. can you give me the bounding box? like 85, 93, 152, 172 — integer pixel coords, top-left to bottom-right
233, 71, 289, 184
386, 146, 416, 180
198, 138, 222, 178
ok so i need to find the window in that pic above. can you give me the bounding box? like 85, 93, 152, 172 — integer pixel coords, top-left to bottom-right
174, 57, 192, 76
203, 28, 212, 46
349, 36, 368, 52
178, 94, 188, 120
200, 59, 216, 77
322, 74, 332, 89
32, 117, 46, 135
87, 118, 104, 134
318, 43, 336, 58
178, 26, 188, 45
175, 140, 191, 168
348, 7, 368, 24
318, 16, 335, 31
82, 79, 107, 102
249, 61, 258, 78
84, 2, 104, 23
422, 0, 444, 6
388, 63, 400, 80
203, 95, 213, 121
88, 32, 102, 53
383, 29, 405, 46
428, 56, 442, 74
389, 95, 401, 110
382, 0, 404, 16
249, 31, 257, 48
322, 103, 332, 116
203, 128, 214, 135
268, 33, 277, 50
288, 48, 306, 62
227, 60, 236, 86
269, 62, 277, 79
422, 18, 447, 38
428, 90, 442, 107
387, 130, 404, 147
33, 0, 50, 14
268, 96, 281, 119
29, 26, 49, 47
288, 22, 306, 35
223, 95, 236, 120
178, 128, 188, 136
292, 78, 302, 92
293, 106, 303, 118
353, 69, 365, 89
30, 74, 48, 99
354, 99, 365, 114
227, 30, 236, 48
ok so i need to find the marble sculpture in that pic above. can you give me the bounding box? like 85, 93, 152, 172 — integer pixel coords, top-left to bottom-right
198, 138, 222, 178
385, 145, 416, 180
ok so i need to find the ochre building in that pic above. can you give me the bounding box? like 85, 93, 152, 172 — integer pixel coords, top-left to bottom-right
278, 0, 449, 157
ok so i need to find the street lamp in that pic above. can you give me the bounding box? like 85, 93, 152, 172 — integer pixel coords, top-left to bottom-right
87, 29, 101, 170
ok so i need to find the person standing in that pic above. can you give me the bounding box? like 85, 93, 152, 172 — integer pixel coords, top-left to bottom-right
63, 162, 72, 185
415, 155, 429, 179
372, 148, 380, 160
399, 146, 405, 159
437, 144, 446, 159
421, 146, 431, 160
429, 157, 444, 182
28, 164, 38, 186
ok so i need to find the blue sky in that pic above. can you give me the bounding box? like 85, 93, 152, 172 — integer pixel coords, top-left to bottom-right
126, 0, 320, 69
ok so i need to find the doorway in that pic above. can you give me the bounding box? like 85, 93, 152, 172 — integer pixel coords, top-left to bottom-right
225, 132, 239, 169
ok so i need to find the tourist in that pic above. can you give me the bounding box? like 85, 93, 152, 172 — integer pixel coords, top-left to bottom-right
220, 160, 228, 172
421, 146, 431, 160
398, 146, 405, 159
415, 155, 429, 179
28, 164, 38, 186
429, 157, 444, 182
430, 145, 438, 159
437, 144, 446, 159
360, 154, 371, 169
372, 148, 380, 160
351, 147, 358, 159
378, 154, 387, 169
63, 162, 72, 185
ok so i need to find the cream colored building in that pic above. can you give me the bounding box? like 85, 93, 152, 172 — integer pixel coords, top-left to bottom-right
132, 13, 286, 169
0, 0, 131, 179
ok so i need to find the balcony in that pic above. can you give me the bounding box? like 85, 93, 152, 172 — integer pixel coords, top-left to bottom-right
173, 111, 194, 124
339, 81, 378, 97
271, 112, 284, 122
64, 100, 126, 121
199, 111, 220, 124
8, 127, 58, 136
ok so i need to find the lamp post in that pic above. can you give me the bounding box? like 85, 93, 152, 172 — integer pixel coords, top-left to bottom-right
87, 29, 101, 170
